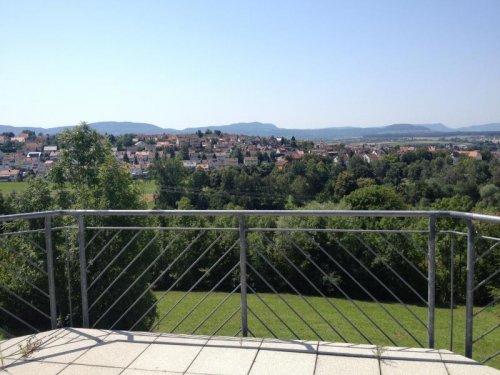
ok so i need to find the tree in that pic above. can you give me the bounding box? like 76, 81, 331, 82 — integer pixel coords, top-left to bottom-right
153, 157, 186, 208
2, 123, 158, 332
343, 185, 406, 210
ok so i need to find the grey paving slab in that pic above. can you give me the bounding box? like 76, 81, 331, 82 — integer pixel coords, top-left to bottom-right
381, 346, 442, 361
250, 350, 316, 375
315, 354, 380, 375
73, 340, 150, 368
380, 357, 448, 375
187, 346, 259, 375
128, 340, 204, 373
318, 341, 376, 357
261, 338, 317, 353
0, 360, 67, 375
2, 329, 499, 375
59, 363, 123, 374
26, 336, 98, 364
444, 363, 500, 375
122, 370, 183, 375
154, 333, 209, 346
206, 336, 262, 349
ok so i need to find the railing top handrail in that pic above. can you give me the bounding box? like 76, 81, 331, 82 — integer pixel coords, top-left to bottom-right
0, 209, 500, 224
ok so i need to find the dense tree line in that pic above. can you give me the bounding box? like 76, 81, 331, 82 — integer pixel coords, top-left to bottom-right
151, 149, 500, 212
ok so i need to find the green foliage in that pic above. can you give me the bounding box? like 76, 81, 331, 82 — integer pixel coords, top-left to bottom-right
343, 185, 406, 210
1, 123, 157, 333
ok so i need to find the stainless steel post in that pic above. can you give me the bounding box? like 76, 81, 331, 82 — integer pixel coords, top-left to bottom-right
465, 219, 475, 358
45, 216, 57, 329
450, 234, 455, 351
427, 215, 436, 348
78, 215, 89, 328
238, 215, 248, 337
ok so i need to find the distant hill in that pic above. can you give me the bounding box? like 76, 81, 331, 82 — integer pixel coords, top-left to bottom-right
1, 121, 499, 139
456, 123, 500, 132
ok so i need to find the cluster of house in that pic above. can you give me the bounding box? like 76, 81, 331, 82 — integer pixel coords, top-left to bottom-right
1, 131, 498, 182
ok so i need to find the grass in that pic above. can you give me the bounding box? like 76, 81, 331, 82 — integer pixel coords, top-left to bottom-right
0, 181, 28, 195
152, 291, 500, 369
0, 180, 157, 208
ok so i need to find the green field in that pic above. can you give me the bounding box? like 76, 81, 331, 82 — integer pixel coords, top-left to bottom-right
0, 180, 157, 208
152, 291, 500, 369
0, 181, 28, 195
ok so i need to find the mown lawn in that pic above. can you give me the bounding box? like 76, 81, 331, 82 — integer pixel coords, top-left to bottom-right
0, 180, 157, 208
0, 181, 28, 195
152, 291, 500, 369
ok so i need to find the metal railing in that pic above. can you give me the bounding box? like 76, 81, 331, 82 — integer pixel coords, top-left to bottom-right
0, 210, 498, 366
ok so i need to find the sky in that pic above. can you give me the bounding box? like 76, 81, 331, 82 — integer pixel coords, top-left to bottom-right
1, 0, 499, 130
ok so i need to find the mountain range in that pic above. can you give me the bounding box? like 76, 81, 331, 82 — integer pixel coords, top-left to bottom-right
1, 121, 499, 140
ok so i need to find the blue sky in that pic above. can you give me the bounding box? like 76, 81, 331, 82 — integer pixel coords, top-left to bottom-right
1, 0, 499, 129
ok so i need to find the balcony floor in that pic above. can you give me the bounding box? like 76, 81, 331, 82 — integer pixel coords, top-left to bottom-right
1, 328, 498, 374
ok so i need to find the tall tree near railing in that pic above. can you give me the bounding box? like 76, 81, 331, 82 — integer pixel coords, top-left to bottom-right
1, 122, 160, 333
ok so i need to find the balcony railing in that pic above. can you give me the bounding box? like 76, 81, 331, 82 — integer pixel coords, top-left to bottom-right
0, 210, 498, 366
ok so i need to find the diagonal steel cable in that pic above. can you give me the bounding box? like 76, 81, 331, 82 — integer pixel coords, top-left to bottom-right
247, 305, 278, 338
94, 232, 183, 328
0, 260, 49, 298
168, 262, 240, 333
88, 230, 142, 290
89, 232, 161, 311
401, 232, 428, 254
0, 237, 47, 275
0, 306, 39, 333
261, 235, 348, 342
23, 236, 47, 254
379, 233, 428, 281
87, 229, 123, 267
306, 233, 400, 346
286, 237, 374, 344
481, 350, 500, 365
84, 229, 103, 250
190, 284, 240, 334
0, 284, 50, 319
150, 238, 238, 331
473, 323, 499, 344
127, 230, 214, 330
474, 296, 499, 317
475, 240, 500, 262
247, 262, 319, 339
131, 234, 232, 331
474, 268, 500, 292
328, 233, 425, 347
211, 306, 241, 336
354, 234, 429, 323
246, 283, 300, 339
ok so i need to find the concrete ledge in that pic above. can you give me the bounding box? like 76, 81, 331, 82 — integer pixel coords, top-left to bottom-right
1, 329, 498, 374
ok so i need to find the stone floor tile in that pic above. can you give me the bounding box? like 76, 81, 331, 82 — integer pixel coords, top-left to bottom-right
380, 358, 448, 375
74, 341, 150, 368
260, 338, 317, 353
250, 350, 316, 375
59, 363, 123, 374
315, 354, 379, 375
128, 340, 204, 373
187, 346, 258, 375
381, 346, 441, 361
205, 336, 262, 349
0, 360, 67, 375
154, 333, 209, 346
123, 370, 183, 375
444, 362, 500, 375
26, 337, 98, 364
318, 342, 377, 357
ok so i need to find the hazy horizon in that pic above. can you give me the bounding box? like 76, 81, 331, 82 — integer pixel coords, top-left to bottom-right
1, 1, 499, 128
